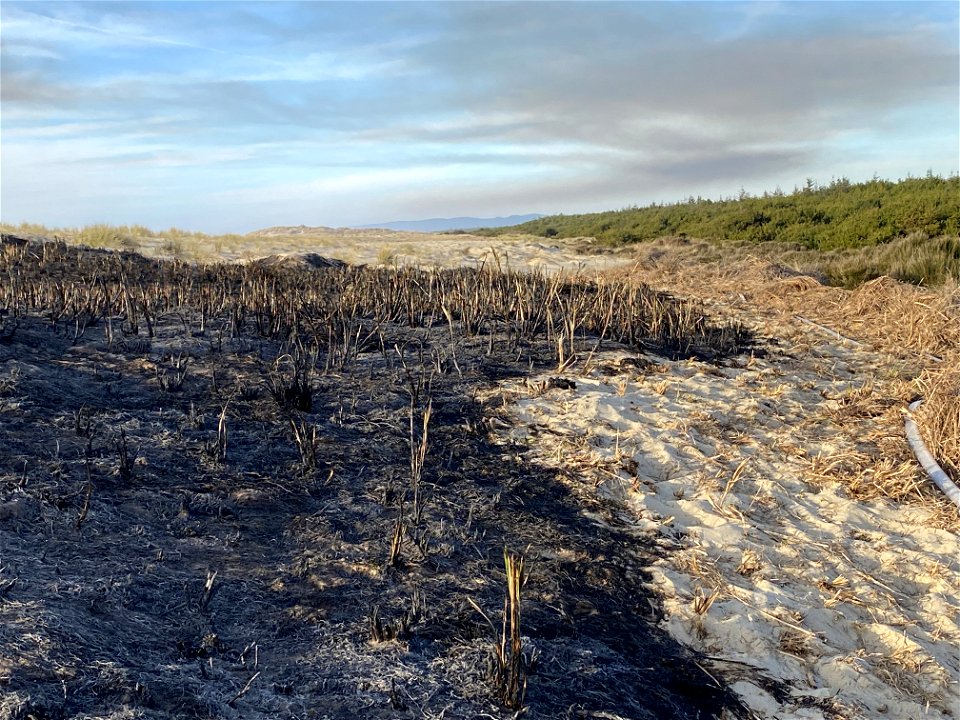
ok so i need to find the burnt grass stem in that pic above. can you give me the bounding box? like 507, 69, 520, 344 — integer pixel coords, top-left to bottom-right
0, 235, 759, 719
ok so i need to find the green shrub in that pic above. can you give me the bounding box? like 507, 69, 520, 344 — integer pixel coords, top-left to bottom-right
491, 175, 960, 253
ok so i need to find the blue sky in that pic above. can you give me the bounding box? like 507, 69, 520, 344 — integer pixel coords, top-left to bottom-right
1, 1, 957, 233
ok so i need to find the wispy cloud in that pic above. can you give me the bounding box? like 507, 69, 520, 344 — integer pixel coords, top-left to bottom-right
1, 1, 956, 232
2, 5, 224, 53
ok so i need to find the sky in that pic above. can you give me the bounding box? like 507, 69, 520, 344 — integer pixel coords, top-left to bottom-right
1, 1, 958, 233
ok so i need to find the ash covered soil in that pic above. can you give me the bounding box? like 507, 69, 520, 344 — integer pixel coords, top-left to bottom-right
0, 238, 756, 720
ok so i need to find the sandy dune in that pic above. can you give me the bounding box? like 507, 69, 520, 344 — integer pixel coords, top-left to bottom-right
168, 231, 960, 716
235, 229, 632, 274
482, 290, 959, 719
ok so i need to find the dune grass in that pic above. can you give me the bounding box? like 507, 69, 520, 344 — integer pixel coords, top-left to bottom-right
481, 175, 960, 287
0, 221, 252, 260
734, 232, 960, 288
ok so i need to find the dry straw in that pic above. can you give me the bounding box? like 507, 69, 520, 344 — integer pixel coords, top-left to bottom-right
914, 353, 960, 481
610, 242, 959, 522
491, 548, 526, 710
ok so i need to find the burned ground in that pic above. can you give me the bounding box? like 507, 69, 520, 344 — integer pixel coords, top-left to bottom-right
0, 238, 756, 719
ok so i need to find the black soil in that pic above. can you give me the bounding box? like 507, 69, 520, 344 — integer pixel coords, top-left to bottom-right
0, 238, 752, 719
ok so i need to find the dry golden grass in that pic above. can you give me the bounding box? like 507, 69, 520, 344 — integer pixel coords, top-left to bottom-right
915, 354, 960, 481
608, 241, 960, 524
841, 278, 960, 359
612, 232, 960, 287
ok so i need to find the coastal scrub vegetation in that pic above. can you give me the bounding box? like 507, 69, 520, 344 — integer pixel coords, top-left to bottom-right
488, 175, 959, 249
481, 175, 960, 286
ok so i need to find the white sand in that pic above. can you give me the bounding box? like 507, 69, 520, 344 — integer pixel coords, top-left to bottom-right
241, 231, 632, 274
486, 337, 960, 719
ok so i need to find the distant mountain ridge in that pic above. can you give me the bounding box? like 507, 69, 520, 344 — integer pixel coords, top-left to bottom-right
355, 214, 543, 233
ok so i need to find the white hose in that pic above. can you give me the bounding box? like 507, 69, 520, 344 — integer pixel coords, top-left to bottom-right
795, 315, 862, 347
905, 400, 960, 509
791, 314, 957, 509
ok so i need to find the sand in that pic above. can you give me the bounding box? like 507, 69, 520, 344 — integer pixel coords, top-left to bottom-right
179, 228, 633, 274
0, 238, 755, 719
2, 230, 957, 719
485, 321, 959, 718
226, 232, 960, 717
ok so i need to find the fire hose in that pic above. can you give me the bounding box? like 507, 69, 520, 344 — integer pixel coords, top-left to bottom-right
905, 400, 960, 510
